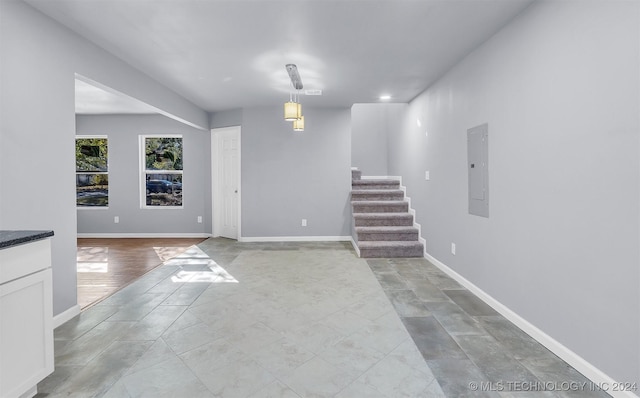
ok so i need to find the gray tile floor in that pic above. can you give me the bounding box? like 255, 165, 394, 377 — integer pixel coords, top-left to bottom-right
366, 258, 611, 398
36, 238, 609, 397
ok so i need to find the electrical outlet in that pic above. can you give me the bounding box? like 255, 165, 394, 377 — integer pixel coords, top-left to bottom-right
451, 243, 456, 255
114, 216, 119, 224
197, 216, 202, 223
301, 219, 307, 227
425, 171, 430, 180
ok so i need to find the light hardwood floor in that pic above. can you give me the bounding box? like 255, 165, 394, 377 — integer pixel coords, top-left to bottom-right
76, 238, 207, 309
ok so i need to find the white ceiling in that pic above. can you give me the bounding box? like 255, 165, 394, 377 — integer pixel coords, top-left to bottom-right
27, 0, 535, 114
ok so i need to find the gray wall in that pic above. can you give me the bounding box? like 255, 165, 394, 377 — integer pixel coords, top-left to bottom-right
0, 0, 208, 316
351, 103, 406, 176
76, 115, 211, 235
210, 109, 243, 129
388, 0, 639, 386
241, 107, 352, 238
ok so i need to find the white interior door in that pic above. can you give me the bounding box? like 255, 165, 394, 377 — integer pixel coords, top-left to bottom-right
212, 127, 240, 240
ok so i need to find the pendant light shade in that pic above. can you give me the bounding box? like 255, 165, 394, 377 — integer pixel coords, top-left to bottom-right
284, 101, 300, 121
293, 115, 305, 131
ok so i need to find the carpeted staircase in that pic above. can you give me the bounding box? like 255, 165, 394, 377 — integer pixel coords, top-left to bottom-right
351, 169, 424, 258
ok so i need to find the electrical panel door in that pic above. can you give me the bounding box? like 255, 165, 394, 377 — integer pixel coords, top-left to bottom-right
468, 123, 489, 217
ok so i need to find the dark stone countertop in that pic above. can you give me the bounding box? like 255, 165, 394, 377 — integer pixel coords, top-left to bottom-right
0, 230, 54, 249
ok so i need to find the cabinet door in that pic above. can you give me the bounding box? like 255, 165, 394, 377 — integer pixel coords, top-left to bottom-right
0, 269, 53, 398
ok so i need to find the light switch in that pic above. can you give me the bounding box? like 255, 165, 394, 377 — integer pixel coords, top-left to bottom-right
425, 171, 430, 180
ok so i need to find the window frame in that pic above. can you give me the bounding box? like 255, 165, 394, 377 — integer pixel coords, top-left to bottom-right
139, 134, 184, 209
76, 135, 109, 210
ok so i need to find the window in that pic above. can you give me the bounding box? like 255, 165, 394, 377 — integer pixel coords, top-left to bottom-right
141, 136, 183, 207
76, 136, 108, 207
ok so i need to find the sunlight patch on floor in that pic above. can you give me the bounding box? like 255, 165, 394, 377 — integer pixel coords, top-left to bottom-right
168, 247, 238, 283
153, 246, 198, 261
77, 247, 109, 272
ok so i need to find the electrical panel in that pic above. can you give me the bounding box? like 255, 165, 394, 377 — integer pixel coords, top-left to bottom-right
468, 123, 489, 218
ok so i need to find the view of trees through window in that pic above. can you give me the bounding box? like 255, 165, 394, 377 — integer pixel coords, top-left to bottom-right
143, 136, 183, 207
76, 137, 108, 207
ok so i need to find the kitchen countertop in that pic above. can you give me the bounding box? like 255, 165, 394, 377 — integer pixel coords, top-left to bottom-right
0, 230, 54, 249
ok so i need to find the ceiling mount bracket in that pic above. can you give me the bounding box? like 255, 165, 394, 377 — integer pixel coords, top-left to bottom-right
286, 64, 303, 90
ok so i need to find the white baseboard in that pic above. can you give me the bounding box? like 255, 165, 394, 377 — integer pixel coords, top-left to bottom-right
53, 304, 81, 329
19, 385, 37, 398
239, 236, 351, 243
424, 252, 638, 398
350, 237, 361, 257
77, 233, 211, 239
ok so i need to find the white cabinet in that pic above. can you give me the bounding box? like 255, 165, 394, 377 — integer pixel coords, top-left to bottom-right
0, 238, 54, 398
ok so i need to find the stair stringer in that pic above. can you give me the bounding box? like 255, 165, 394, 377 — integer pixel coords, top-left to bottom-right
396, 176, 427, 259
350, 216, 361, 257
350, 167, 360, 256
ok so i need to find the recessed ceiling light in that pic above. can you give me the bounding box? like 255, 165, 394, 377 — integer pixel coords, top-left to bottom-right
379, 95, 391, 100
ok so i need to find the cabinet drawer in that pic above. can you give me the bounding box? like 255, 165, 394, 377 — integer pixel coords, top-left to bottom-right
0, 239, 51, 285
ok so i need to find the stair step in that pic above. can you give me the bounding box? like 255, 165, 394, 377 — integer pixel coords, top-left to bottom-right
352, 179, 400, 190
351, 169, 362, 180
353, 213, 414, 227
351, 189, 404, 201
356, 226, 419, 241
358, 241, 424, 258
352, 200, 408, 213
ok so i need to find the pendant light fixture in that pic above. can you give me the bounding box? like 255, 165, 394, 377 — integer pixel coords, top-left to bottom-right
284, 64, 304, 130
